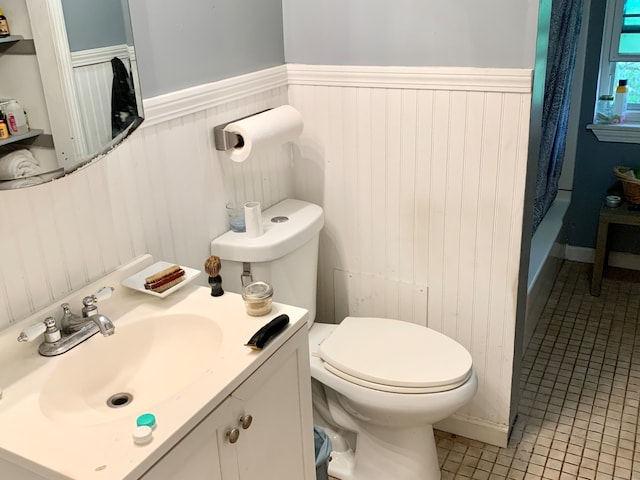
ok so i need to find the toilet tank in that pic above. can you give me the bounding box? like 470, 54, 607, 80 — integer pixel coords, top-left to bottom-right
211, 199, 324, 327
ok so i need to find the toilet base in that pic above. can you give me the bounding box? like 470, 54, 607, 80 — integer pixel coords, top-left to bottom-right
327, 449, 355, 479
309, 324, 477, 480
326, 423, 441, 480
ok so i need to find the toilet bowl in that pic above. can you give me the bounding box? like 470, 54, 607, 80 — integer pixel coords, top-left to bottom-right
309, 320, 478, 480
211, 199, 477, 480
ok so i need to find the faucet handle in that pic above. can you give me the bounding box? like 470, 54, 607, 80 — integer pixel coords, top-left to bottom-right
83, 286, 114, 306
17, 317, 61, 343
92, 286, 114, 302
82, 286, 114, 317
17, 322, 47, 342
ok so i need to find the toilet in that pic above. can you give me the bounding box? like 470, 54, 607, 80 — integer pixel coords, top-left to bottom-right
211, 199, 478, 480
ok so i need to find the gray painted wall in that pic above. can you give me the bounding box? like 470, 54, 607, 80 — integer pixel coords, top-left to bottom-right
282, 0, 541, 68
121, 0, 134, 46
127, 0, 541, 98
570, 1, 640, 253
128, 0, 285, 98
61, 0, 127, 52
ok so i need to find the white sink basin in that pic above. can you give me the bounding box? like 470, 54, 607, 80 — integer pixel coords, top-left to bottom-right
39, 314, 223, 426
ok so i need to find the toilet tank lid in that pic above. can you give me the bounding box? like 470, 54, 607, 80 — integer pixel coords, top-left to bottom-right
211, 199, 324, 263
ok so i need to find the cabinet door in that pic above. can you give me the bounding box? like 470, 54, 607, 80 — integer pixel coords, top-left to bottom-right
231, 333, 315, 480
141, 397, 238, 480
141, 327, 314, 480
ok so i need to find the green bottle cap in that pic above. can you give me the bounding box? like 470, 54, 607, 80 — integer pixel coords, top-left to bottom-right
136, 413, 156, 429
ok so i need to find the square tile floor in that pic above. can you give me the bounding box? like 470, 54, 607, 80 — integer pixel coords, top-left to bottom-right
330, 261, 640, 480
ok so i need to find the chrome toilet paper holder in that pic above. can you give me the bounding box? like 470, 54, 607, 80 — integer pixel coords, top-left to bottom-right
213, 109, 271, 151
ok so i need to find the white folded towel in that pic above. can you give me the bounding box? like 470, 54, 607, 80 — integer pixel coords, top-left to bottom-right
0, 149, 41, 180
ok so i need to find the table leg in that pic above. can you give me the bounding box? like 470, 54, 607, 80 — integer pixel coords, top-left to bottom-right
591, 218, 610, 296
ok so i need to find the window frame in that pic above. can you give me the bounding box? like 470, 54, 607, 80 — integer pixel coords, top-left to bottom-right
609, 0, 628, 62
599, 1, 640, 113
590, 0, 640, 140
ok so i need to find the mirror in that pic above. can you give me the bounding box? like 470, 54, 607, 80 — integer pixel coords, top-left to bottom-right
0, 0, 143, 190
56, 0, 143, 163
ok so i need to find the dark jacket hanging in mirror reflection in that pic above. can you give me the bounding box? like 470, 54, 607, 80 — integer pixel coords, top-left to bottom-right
111, 57, 139, 139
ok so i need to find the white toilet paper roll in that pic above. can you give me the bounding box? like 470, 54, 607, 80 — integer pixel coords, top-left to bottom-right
244, 201, 264, 237
224, 105, 304, 162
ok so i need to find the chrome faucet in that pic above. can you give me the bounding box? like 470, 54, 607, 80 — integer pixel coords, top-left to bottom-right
17, 286, 115, 356
60, 302, 84, 333
91, 314, 115, 337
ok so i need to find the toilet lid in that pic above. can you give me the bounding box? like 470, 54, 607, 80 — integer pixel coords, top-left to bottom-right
318, 317, 473, 394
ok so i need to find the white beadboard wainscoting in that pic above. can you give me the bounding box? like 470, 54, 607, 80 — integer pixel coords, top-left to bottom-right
71, 45, 137, 157
0, 65, 290, 330
0, 63, 532, 448
288, 64, 533, 446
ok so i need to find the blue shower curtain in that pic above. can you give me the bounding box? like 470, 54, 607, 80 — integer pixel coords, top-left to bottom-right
532, 0, 583, 233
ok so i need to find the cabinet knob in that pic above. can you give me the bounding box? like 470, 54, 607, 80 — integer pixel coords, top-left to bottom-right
226, 428, 240, 444
239, 414, 253, 430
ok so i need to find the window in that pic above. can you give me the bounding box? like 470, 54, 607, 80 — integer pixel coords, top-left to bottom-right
597, 0, 640, 122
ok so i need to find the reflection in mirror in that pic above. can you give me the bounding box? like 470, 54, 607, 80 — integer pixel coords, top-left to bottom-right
0, 0, 144, 190
59, 0, 143, 160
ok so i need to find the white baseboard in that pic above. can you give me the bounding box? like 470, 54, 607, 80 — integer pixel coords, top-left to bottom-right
435, 415, 509, 448
565, 245, 594, 263
565, 245, 640, 271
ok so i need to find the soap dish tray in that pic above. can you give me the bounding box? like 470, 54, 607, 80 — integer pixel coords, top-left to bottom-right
120, 261, 201, 298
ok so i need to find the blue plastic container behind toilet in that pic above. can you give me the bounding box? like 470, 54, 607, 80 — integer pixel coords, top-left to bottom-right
314, 426, 332, 480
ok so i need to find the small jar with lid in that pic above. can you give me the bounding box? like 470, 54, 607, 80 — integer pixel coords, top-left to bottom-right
596, 95, 614, 124
242, 281, 273, 316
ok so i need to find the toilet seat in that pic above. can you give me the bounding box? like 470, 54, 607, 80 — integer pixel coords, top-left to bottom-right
318, 317, 473, 394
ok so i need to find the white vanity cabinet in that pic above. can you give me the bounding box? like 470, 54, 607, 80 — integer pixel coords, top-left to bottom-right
141, 326, 315, 480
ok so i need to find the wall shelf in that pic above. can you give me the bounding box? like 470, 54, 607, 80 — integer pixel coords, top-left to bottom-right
0, 35, 24, 43
0, 37, 45, 147
0, 129, 45, 147
0, 35, 24, 44
0, 36, 35, 55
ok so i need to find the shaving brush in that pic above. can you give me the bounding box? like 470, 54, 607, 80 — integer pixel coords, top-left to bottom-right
204, 255, 224, 297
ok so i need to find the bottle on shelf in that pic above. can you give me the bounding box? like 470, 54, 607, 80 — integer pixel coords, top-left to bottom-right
613, 79, 629, 123
0, 112, 9, 140
4, 100, 29, 136
0, 8, 10, 38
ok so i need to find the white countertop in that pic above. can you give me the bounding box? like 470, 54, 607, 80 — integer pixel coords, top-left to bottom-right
0, 255, 309, 480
